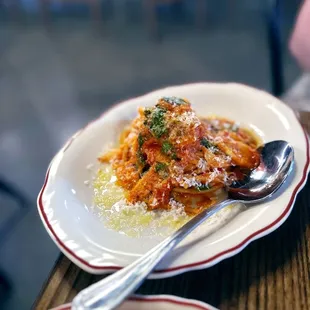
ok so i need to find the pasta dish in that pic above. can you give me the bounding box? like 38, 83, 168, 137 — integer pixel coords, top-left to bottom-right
99, 96, 260, 215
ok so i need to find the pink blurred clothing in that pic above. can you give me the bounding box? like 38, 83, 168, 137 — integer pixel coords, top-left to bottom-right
290, 0, 310, 71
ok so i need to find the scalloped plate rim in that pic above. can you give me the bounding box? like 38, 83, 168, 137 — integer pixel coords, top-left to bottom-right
37, 82, 310, 278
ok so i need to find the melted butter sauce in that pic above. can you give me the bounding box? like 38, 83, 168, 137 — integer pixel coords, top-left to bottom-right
93, 165, 191, 237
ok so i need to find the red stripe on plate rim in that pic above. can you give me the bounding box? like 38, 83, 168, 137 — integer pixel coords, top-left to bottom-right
51, 295, 214, 310
37, 104, 310, 275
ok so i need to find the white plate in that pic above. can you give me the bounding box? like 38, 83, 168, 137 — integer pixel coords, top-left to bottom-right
37, 83, 310, 278
51, 295, 218, 310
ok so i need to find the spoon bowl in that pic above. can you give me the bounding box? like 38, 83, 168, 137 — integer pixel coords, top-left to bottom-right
228, 140, 294, 201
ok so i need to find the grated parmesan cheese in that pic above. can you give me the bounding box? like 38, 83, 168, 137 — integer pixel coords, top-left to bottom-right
177, 174, 201, 189
208, 168, 220, 183
214, 155, 231, 164
169, 198, 184, 209
197, 158, 207, 172
168, 198, 187, 217
177, 112, 201, 128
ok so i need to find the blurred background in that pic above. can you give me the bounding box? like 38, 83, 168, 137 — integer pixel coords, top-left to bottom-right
0, 0, 303, 309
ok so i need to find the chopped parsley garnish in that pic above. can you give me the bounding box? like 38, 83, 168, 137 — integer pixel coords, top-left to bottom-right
200, 138, 213, 148
196, 183, 211, 191
144, 108, 152, 117
155, 162, 167, 172
138, 133, 145, 148
161, 140, 179, 160
201, 137, 218, 152
161, 96, 188, 106
155, 162, 169, 178
137, 150, 145, 165
172, 153, 179, 160
162, 141, 173, 154
137, 133, 146, 165
147, 107, 167, 138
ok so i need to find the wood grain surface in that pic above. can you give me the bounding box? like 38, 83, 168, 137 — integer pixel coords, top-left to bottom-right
34, 112, 310, 310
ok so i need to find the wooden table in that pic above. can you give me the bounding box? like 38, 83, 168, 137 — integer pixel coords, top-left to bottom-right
34, 112, 310, 310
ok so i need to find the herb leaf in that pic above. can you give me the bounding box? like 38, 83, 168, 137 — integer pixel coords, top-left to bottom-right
201, 137, 218, 152
161, 96, 188, 106
161, 141, 173, 154
200, 138, 213, 148
138, 133, 145, 148
171, 153, 179, 160
137, 133, 146, 166
155, 162, 167, 172
137, 151, 145, 165
161, 140, 179, 160
196, 183, 211, 191
148, 107, 167, 138
144, 108, 152, 117
155, 162, 169, 178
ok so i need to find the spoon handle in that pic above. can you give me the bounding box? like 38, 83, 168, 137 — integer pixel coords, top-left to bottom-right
72, 199, 235, 310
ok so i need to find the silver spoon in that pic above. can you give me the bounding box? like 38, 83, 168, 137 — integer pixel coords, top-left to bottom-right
72, 140, 294, 310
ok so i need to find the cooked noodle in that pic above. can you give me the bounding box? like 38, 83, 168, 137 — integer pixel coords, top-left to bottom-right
99, 97, 260, 215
